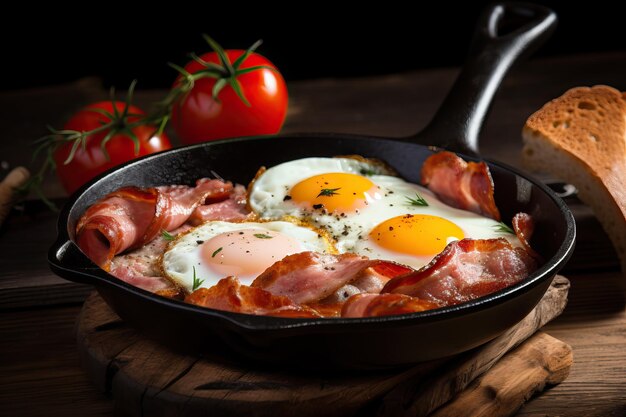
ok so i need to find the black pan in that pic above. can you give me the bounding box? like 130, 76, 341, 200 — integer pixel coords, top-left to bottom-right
48, 3, 574, 369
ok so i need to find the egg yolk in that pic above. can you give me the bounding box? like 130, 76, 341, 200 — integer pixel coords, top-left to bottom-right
200, 228, 304, 280
290, 172, 378, 213
370, 214, 465, 257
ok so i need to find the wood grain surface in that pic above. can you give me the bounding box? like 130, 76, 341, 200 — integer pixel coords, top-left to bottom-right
430, 332, 573, 417
75, 278, 569, 417
1, 52, 625, 417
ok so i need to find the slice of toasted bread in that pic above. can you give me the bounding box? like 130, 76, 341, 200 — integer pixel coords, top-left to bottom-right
522, 85, 626, 277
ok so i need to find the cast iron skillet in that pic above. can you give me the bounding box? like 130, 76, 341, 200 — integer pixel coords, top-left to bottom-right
49, 3, 575, 369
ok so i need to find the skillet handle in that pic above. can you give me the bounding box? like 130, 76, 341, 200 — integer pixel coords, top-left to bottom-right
48, 237, 101, 285
409, 2, 557, 155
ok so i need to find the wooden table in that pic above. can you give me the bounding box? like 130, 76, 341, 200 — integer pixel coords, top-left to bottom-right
1, 52, 625, 416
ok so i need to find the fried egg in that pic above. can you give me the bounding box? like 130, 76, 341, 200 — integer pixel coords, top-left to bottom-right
248, 157, 521, 269
162, 220, 336, 292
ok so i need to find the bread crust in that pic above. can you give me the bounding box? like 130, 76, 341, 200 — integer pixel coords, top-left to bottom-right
522, 85, 626, 276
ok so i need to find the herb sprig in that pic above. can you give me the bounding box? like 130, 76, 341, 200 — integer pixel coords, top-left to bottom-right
405, 193, 429, 207
317, 188, 341, 197
494, 222, 515, 234
161, 229, 175, 241
192, 266, 205, 291
254, 233, 273, 239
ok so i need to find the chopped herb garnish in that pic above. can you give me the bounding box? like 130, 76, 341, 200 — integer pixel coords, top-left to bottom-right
161, 229, 175, 241
191, 266, 205, 291
359, 168, 376, 176
405, 193, 429, 207
494, 222, 515, 234
254, 233, 273, 239
211, 247, 223, 258
317, 187, 341, 197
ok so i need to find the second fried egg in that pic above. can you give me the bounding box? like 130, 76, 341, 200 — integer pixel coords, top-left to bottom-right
162, 220, 336, 292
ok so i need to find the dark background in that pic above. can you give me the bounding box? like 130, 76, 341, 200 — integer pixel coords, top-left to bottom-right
4, 1, 624, 91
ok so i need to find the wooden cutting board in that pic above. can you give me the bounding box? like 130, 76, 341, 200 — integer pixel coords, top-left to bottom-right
76, 276, 572, 417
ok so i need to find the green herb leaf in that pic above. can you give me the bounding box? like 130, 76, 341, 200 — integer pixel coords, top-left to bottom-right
211, 247, 223, 258
254, 233, 273, 239
359, 168, 376, 176
494, 222, 515, 234
192, 266, 205, 291
161, 230, 175, 241
317, 188, 341, 197
405, 193, 429, 206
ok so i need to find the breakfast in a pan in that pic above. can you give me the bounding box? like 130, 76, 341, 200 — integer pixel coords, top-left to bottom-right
76, 151, 540, 318
46, 3, 575, 369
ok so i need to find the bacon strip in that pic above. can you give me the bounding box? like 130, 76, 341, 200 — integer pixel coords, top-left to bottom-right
76, 179, 234, 268
185, 277, 319, 317
188, 184, 251, 225
195, 178, 233, 203
421, 151, 501, 220
311, 262, 414, 316
512, 212, 541, 260
109, 264, 176, 293
108, 225, 191, 294
341, 293, 441, 318
382, 238, 537, 306
251, 252, 410, 304
76, 188, 157, 267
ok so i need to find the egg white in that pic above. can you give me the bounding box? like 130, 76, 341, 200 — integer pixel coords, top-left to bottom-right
248, 157, 393, 219
162, 220, 336, 292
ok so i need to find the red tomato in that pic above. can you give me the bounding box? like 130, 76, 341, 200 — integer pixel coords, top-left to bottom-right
171, 50, 288, 144
54, 101, 172, 194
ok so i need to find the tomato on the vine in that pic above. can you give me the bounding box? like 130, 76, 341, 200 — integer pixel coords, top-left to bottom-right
28, 37, 284, 204
54, 101, 172, 194
170, 39, 288, 144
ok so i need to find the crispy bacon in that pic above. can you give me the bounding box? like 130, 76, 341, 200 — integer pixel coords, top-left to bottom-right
313, 263, 414, 314
306, 271, 395, 318
188, 237, 536, 318
76, 179, 234, 268
341, 293, 441, 318
340, 294, 378, 318
76, 188, 157, 267
252, 252, 373, 304
382, 238, 537, 306
251, 252, 410, 304
108, 264, 175, 293
512, 212, 541, 260
107, 225, 191, 294
421, 151, 501, 220
188, 184, 251, 225
195, 178, 233, 203
263, 306, 322, 318
185, 277, 319, 317
144, 180, 234, 243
